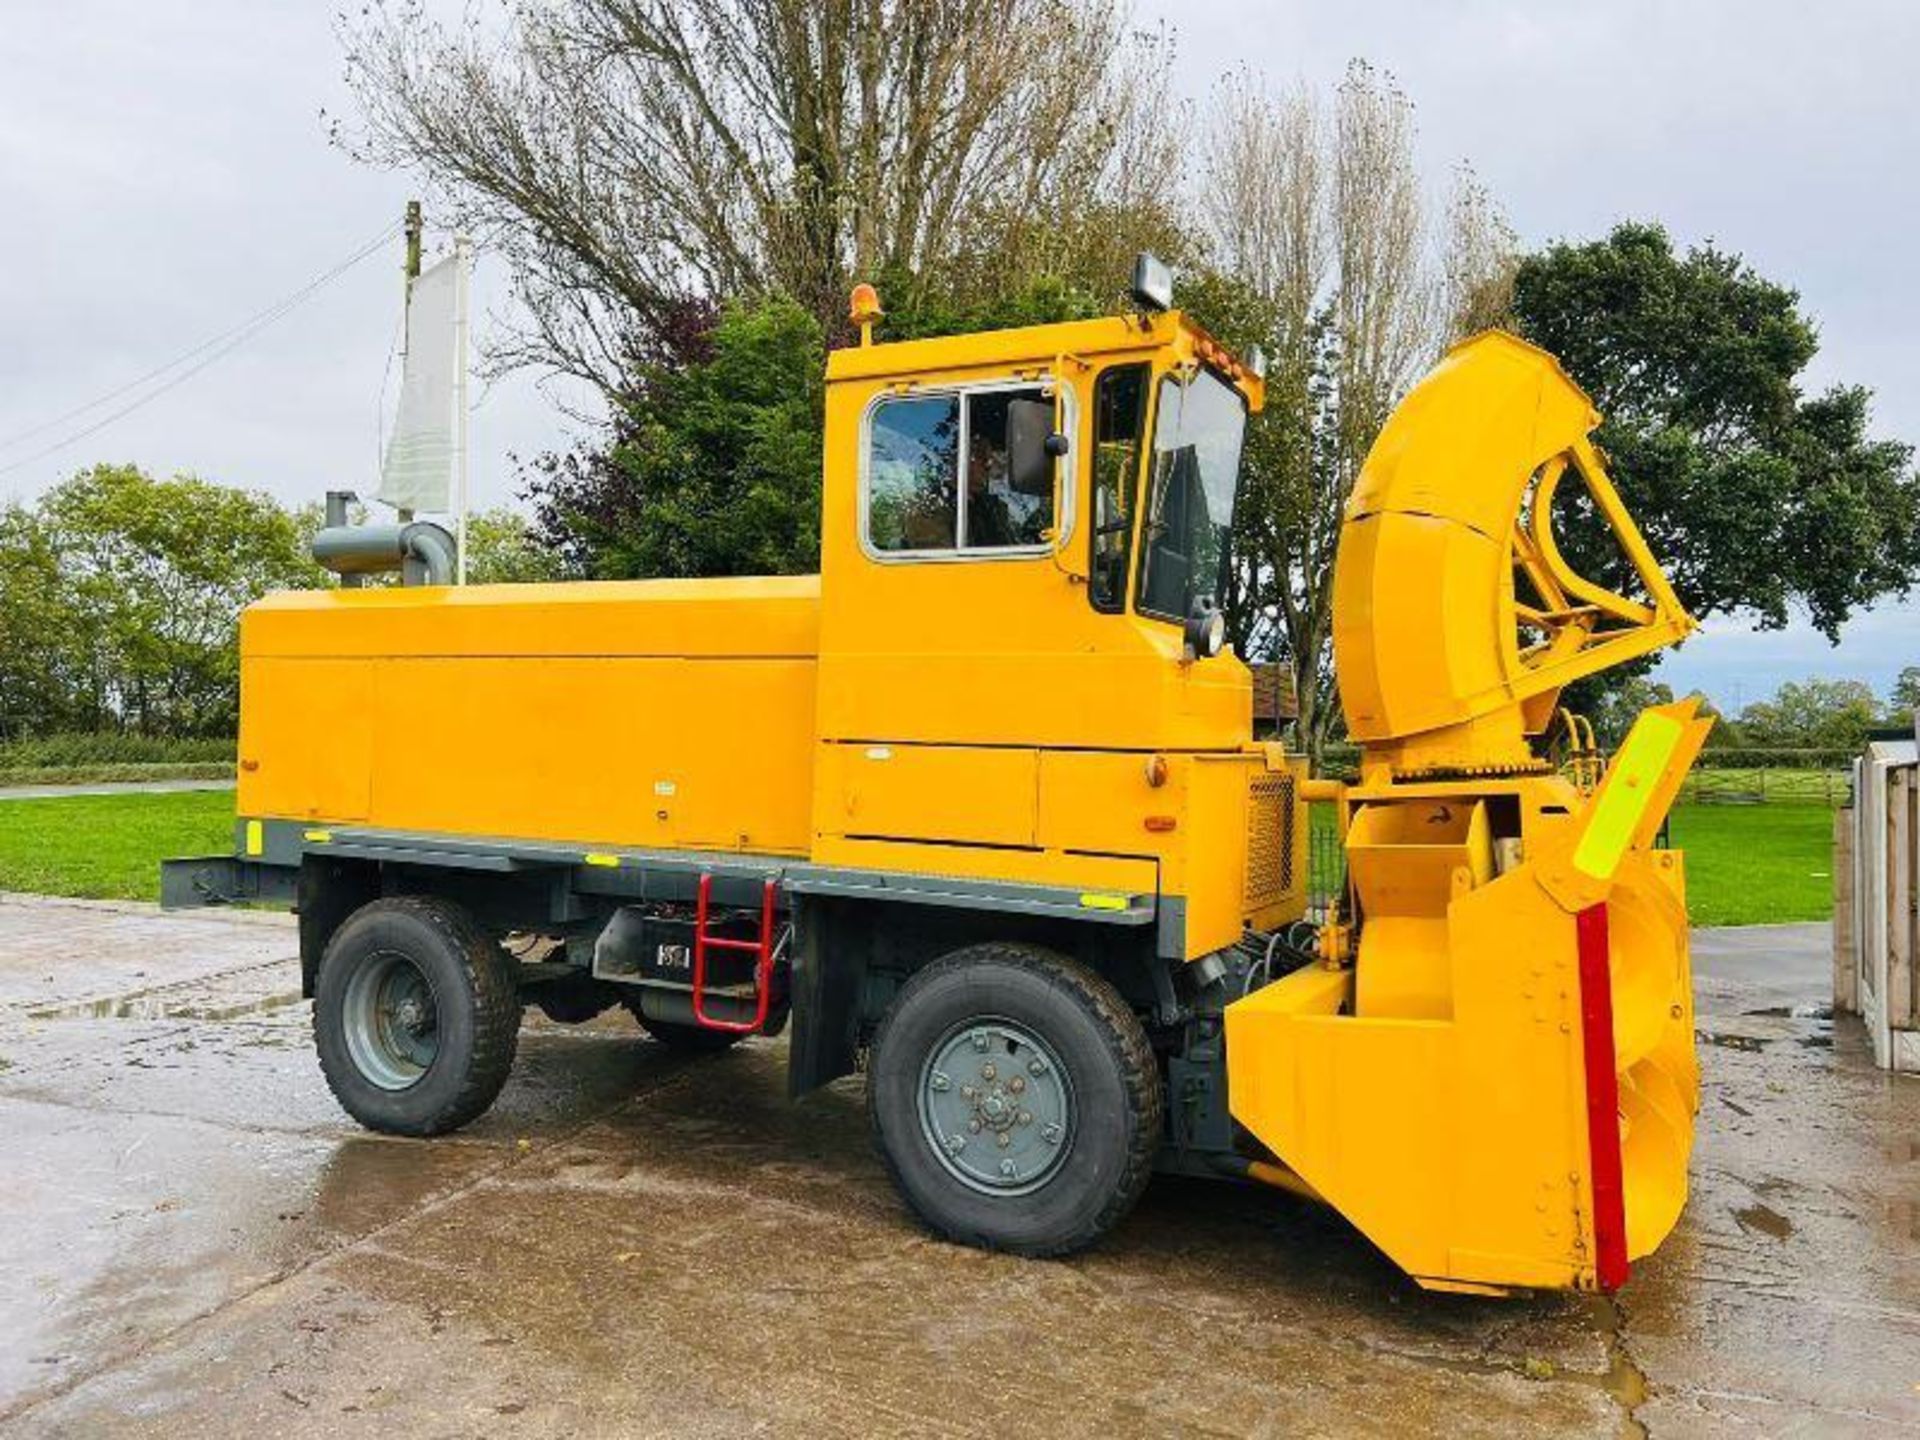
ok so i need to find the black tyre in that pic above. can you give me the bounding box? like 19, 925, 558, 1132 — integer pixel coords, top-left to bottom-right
867, 943, 1162, 1258
621, 998, 744, 1054
314, 896, 522, 1136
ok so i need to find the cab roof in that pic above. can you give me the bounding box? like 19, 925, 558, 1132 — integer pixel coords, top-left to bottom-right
825, 309, 1265, 412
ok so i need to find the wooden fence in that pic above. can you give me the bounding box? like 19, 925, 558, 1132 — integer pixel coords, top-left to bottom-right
1833, 735, 1919, 1074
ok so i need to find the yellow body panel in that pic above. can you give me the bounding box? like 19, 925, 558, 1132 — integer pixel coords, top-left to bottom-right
239, 578, 821, 855
235, 313, 1300, 960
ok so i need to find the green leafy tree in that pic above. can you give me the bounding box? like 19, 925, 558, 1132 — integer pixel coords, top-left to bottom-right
1892, 665, 1920, 714
0, 504, 86, 738
463, 507, 568, 585
1510, 224, 1920, 653
35, 465, 325, 736
1587, 675, 1677, 749
1736, 677, 1883, 752
526, 297, 826, 578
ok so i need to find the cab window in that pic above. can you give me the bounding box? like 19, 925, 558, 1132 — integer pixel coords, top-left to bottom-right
867, 386, 1055, 554
1088, 365, 1148, 612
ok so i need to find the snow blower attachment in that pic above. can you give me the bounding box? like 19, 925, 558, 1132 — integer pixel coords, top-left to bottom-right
1225, 333, 1710, 1294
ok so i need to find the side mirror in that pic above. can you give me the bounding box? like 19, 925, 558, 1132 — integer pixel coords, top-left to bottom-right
1007, 399, 1066, 497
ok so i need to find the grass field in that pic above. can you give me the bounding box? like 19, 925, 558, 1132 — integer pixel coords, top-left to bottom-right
0, 789, 233, 902
1664, 802, 1835, 927
0, 788, 1838, 927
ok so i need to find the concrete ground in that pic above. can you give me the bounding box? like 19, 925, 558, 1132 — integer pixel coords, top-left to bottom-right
0, 781, 232, 802
0, 899, 1913, 1438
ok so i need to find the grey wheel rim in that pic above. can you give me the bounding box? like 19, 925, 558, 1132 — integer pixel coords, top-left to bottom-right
342, 950, 440, 1091
917, 1017, 1075, 1196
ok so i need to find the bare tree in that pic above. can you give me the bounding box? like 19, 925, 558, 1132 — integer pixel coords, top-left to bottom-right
1200, 60, 1515, 763
335, 0, 1181, 396
1442, 163, 1520, 339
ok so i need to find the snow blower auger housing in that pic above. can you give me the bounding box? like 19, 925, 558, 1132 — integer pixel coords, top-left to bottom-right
164, 268, 1707, 1295
1227, 332, 1709, 1294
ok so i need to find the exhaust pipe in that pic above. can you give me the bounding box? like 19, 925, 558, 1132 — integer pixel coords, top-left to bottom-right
311, 490, 457, 587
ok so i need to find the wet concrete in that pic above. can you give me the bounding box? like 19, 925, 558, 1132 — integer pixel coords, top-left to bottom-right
0, 781, 233, 802
0, 896, 1913, 1437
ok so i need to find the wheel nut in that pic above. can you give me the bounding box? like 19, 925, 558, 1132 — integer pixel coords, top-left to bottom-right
997, 1131, 1010, 1148
961, 1085, 976, 1100
1028, 1058, 1047, 1076
1000, 1160, 1016, 1178
969, 1118, 982, 1134
1018, 1111, 1032, 1126
971, 1032, 989, 1052
1009, 1076, 1026, 1094
981, 1062, 997, 1081
929, 1072, 951, 1092
1042, 1122, 1062, 1145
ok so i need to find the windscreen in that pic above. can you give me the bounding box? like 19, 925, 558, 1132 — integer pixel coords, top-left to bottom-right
1135, 369, 1248, 622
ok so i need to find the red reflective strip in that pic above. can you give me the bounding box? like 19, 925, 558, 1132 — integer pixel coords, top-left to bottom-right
1576, 902, 1630, 1292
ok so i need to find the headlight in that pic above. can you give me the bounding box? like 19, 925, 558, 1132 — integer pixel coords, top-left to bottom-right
1185, 597, 1226, 659
1130, 252, 1174, 313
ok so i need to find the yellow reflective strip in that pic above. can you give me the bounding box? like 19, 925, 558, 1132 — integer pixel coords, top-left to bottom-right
244, 819, 263, 857
1079, 892, 1128, 912
303, 828, 331, 843
583, 853, 620, 869
1573, 711, 1683, 880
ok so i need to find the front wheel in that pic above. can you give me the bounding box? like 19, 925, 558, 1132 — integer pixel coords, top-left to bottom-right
867, 943, 1162, 1257
314, 896, 522, 1136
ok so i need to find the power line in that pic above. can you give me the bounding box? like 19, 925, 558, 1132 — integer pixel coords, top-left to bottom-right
0, 220, 403, 481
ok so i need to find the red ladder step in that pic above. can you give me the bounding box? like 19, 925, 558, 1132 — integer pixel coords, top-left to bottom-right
690, 873, 781, 1034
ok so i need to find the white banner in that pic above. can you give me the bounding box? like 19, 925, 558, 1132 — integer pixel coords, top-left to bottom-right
376, 252, 460, 513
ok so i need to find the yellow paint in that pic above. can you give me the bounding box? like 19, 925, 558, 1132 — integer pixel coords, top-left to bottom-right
244, 819, 263, 857
1572, 710, 1682, 879
237, 306, 1711, 1296
235, 311, 1290, 963
1331, 332, 1696, 779
1227, 333, 1711, 1294
303, 828, 332, 843
582, 853, 620, 868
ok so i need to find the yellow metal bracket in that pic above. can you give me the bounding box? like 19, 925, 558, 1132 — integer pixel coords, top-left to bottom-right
1536, 697, 1713, 912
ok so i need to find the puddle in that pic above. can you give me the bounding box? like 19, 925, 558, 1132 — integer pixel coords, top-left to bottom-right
27, 988, 304, 1023
1732, 1202, 1794, 1240
1699, 1031, 1770, 1052
1583, 1293, 1649, 1440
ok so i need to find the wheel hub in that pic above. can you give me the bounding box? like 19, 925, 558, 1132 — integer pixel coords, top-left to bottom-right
342, 951, 440, 1091
919, 1020, 1073, 1195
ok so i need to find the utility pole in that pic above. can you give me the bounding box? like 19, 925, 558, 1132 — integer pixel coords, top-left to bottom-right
403, 199, 423, 289
398, 199, 422, 524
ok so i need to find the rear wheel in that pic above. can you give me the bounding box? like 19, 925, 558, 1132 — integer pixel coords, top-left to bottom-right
867, 943, 1161, 1257
314, 896, 521, 1136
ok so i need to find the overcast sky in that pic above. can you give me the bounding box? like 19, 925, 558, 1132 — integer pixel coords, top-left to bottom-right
1, 1, 1914, 709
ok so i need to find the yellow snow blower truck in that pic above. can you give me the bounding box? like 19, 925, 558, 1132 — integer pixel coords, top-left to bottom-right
165, 262, 1708, 1295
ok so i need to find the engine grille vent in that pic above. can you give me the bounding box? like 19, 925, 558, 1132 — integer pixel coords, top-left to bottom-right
1246, 772, 1298, 906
